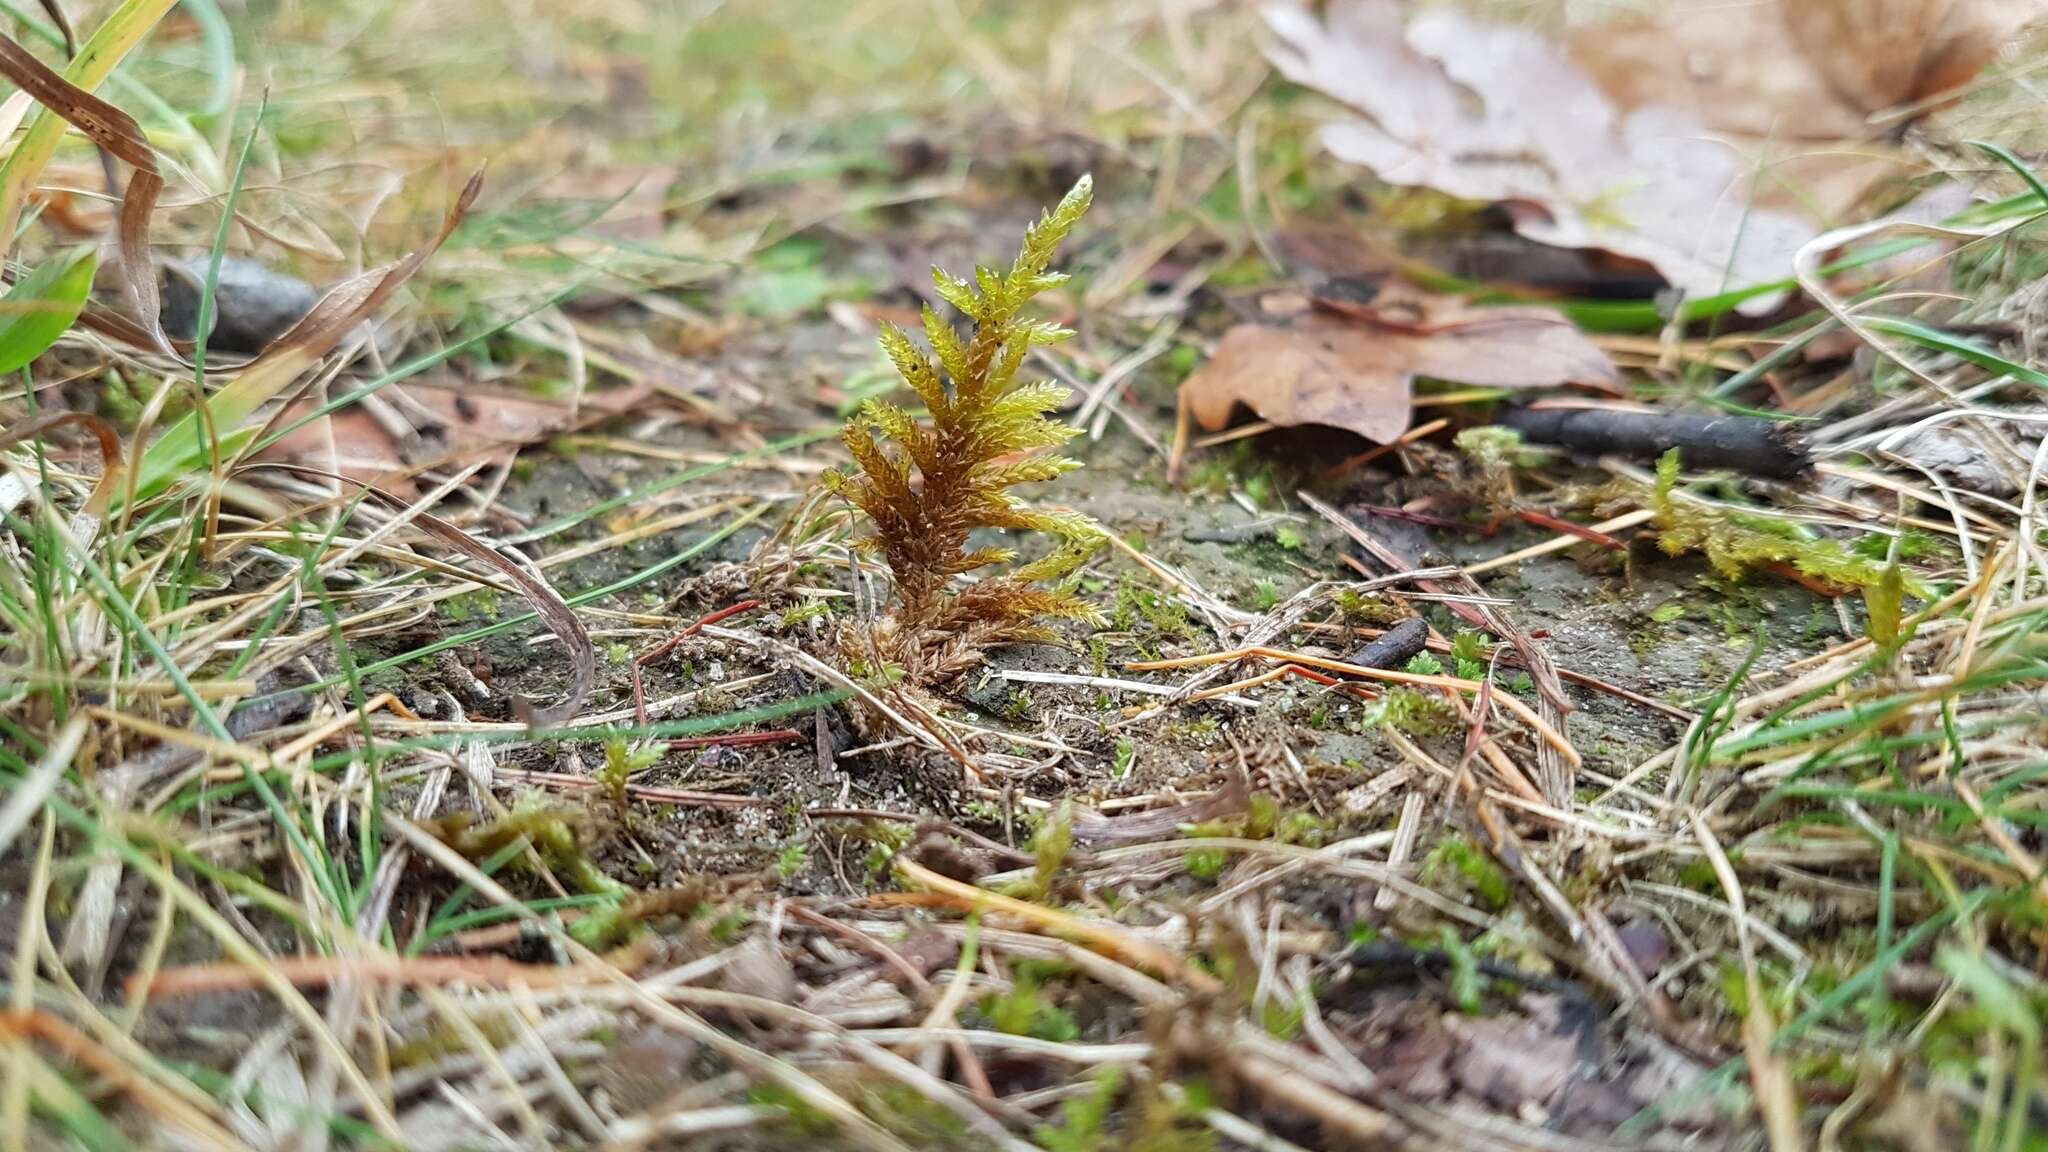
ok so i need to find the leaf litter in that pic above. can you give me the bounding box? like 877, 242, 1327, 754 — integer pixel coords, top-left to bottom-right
5, 2, 2048, 1150
1180, 285, 1619, 444
1263, 0, 2034, 307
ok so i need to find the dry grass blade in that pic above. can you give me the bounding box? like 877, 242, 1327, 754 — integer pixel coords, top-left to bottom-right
0, 1010, 254, 1151
131, 953, 610, 998
0, 32, 166, 349
892, 856, 1221, 994
1694, 819, 1804, 1152
247, 462, 593, 727
0, 410, 122, 527
1128, 646, 1582, 767
0, 714, 84, 859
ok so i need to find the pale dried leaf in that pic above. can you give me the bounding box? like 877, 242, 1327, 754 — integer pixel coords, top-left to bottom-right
1265, 1, 1822, 306
1788, 0, 2019, 113
1569, 0, 2032, 218
1579, 0, 2029, 133
1570, 3, 1866, 140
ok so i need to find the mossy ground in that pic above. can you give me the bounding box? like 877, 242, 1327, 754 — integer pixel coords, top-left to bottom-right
4, 1, 2045, 1149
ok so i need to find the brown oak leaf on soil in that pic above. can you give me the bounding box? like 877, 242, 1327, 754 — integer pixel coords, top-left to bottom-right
1179, 292, 1619, 445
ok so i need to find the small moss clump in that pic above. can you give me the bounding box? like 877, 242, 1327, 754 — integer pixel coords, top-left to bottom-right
1649, 449, 1920, 594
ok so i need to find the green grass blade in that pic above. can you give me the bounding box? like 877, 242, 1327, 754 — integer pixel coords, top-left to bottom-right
1862, 315, 2048, 390
0, 248, 94, 373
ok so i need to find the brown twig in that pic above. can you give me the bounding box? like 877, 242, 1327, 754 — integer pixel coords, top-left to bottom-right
1497, 402, 1812, 478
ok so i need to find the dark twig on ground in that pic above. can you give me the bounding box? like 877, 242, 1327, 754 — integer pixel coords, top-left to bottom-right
1347, 616, 1430, 670
1497, 403, 1812, 478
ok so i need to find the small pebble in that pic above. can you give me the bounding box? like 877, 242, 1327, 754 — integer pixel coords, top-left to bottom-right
157, 256, 321, 353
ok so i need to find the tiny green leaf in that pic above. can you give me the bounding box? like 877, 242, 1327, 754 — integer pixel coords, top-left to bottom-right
0, 248, 95, 374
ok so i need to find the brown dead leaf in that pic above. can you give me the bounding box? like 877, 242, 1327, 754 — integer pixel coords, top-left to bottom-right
1442, 996, 1583, 1111
1181, 294, 1618, 443
0, 33, 167, 352
1578, 0, 2031, 137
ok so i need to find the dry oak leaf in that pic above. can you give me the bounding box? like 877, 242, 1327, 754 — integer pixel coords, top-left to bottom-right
1264, 0, 1821, 308
1577, 0, 2037, 140
1181, 297, 1619, 444
1569, 0, 2040, 219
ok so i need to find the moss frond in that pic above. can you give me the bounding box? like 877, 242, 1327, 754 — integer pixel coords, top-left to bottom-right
879, 324, 948, 414
1649, 448, 1928, 594
827, 176, 1103, 671
975, 457, 1082, 489
990, 382, 1072, 420
921, 305, 970, 392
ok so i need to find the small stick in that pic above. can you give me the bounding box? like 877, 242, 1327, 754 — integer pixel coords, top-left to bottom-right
1346, 617, 1429, 670
1348, 502, 1462, 529
1463, 509, 1656, 576
1375, 794, 1425, 911
1512, 508, 1628, 550
1190, 418, 1276, 449
1299, 621, 1694, 720
1497, 403, 1812, 478
667, 728, 802, 752
1322, 417, 1450, 479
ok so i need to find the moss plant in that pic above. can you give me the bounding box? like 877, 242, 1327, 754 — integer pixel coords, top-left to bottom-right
826, 176, 1103, 677
1650, 448, 1920, 594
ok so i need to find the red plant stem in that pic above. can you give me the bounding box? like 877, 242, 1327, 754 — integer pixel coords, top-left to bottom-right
682, 599, 766, 636
1347, 502, 1463, 529
1514, 509, 1628, 550
667, 728, 803, 751
632, 599, 764, 724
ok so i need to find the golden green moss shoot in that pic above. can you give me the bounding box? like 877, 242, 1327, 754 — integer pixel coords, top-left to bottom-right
826, 176, 1104, 674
